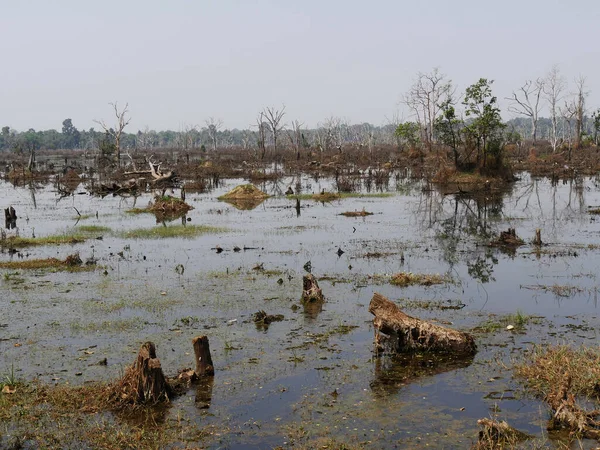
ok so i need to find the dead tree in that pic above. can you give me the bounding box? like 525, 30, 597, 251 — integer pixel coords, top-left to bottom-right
262, 105, 286, 156
94, 102, 131, 168
506, 78, 544, 145
205, 117, 223, 151
543, 66, 566, 152
369, 293, 476, 354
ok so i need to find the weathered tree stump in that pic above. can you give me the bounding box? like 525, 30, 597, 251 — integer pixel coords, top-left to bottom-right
533, 228, 542, 246
369, 293, 476, 355
301, 274, 323, 303
4, 206, 16, 230
192, 335, 215, 377
117, 341, 172, 405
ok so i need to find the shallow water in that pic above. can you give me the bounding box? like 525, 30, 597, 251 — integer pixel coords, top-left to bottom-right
2, 172, 600, 447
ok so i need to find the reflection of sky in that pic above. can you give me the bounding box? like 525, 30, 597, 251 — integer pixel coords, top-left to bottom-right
2, 173, 600, 320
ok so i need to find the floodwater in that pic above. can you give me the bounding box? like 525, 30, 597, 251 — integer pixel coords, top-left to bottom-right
2, 171, 600, 448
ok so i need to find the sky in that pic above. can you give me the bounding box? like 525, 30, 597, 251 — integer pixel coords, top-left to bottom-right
1, 0, 598, 132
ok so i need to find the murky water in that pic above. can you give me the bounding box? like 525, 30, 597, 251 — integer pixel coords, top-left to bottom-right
2, 172, 600, 448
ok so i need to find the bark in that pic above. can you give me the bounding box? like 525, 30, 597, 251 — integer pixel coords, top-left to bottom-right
369, 293, 476, 355
192, 335, 215, 377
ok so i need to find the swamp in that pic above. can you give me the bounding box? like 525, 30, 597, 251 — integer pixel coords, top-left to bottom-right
2, 146, 600, 449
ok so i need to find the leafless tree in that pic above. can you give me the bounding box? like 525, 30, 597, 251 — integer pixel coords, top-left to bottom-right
205, 117, 223, 151
287, 119, 304, 159
262, 105, 286, 155
402, 68, 453, 149
94, 102, 131, 167
560, 101, 577, 159
506, 78, 544, 144
543, 66, 566, 152
572, 75, 588, 150
255, 112, 268, 159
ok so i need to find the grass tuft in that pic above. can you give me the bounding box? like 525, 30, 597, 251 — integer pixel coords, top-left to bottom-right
120, 224, 226, 239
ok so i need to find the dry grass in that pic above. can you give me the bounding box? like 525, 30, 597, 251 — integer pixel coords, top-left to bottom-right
340, 209, 374, 217
390, 272, 447, 287
218, 184, 269, 200
514, 344, 600, 399
311, 191, 341, 202
0, 254, 91, 271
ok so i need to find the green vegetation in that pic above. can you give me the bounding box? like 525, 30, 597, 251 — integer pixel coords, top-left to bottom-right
473, 310, 535, 333
76, 225, 111, 233
0, 234, 86, 248
120, 224, 226, 239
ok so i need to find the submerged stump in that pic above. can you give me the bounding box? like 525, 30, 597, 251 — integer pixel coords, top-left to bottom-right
369, 293, 476, 355
192, 335, 215, 377
302, 274, 323, 303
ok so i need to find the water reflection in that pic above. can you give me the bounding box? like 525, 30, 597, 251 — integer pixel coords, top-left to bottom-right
370, 353, 474, 398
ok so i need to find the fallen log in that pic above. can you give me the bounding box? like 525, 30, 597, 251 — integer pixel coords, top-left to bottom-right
369, 293, 476, 355
301, 273, 323, 303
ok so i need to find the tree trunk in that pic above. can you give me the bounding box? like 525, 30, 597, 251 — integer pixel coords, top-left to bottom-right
369, 293, 476, 355
192, 335, 215, 377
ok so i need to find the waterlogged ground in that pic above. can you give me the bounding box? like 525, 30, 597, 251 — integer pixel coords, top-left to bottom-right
2, 172, 600, 448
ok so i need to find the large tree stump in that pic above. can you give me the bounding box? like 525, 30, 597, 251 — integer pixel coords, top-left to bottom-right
369, 293, 476, 355
301, 274, 323, 303
117, 341, 172, 405
4, 206, 16, 230
192, 335, 215, 377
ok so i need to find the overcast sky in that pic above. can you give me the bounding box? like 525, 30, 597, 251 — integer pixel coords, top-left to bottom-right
1, 0, 598, 132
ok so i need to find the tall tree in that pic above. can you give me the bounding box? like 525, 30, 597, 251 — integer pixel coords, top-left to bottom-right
403, 68, 453, 149
262, 105, 286, 155
543, 65, 566, 152
506, 78, 544, 145
94, 102, 131, 167
205, 117, 223, 151
61, 118, 80, 149
572, 75, 588, 150
463, 78, 505, 169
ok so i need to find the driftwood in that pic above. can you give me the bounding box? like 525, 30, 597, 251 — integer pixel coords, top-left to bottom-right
116, 341, 172, 405
545, 372, 600, 440
369, 293, 476, 355
474, 418, 531, 449
302, 274, 323, 303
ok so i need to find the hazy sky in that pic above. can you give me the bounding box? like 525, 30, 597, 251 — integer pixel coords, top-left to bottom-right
1, 0, 598, 132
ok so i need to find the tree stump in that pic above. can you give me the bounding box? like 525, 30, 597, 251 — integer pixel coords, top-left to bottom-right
192, 336, 215, 377
533, 228, 542, 246
369, 293, 476, 355
301, 274, 323, 303
4, 206, 16, 230
118, 341, 172, 405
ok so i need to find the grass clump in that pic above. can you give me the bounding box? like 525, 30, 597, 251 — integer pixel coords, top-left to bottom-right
1, 234, 86, 248
514, 344, 600, 399
390, 272, 447, 287
0, 254, 92, 272
76, 225, 111, 233
340, 208, 374, 217
473, 310, 535, 333
120, 224, 226, 239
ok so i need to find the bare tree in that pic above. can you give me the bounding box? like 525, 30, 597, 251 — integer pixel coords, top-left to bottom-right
572, 75, 588, 150
255, 112, 268, 159
205, 117, 223, 151
543, 66, 566, 152
560, 100, 577, 159
94, 102, 131, 167
506, 78, 544, 144
262, 106, 286, 155
402, 68, 453, 149
287, 119, 304, 159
